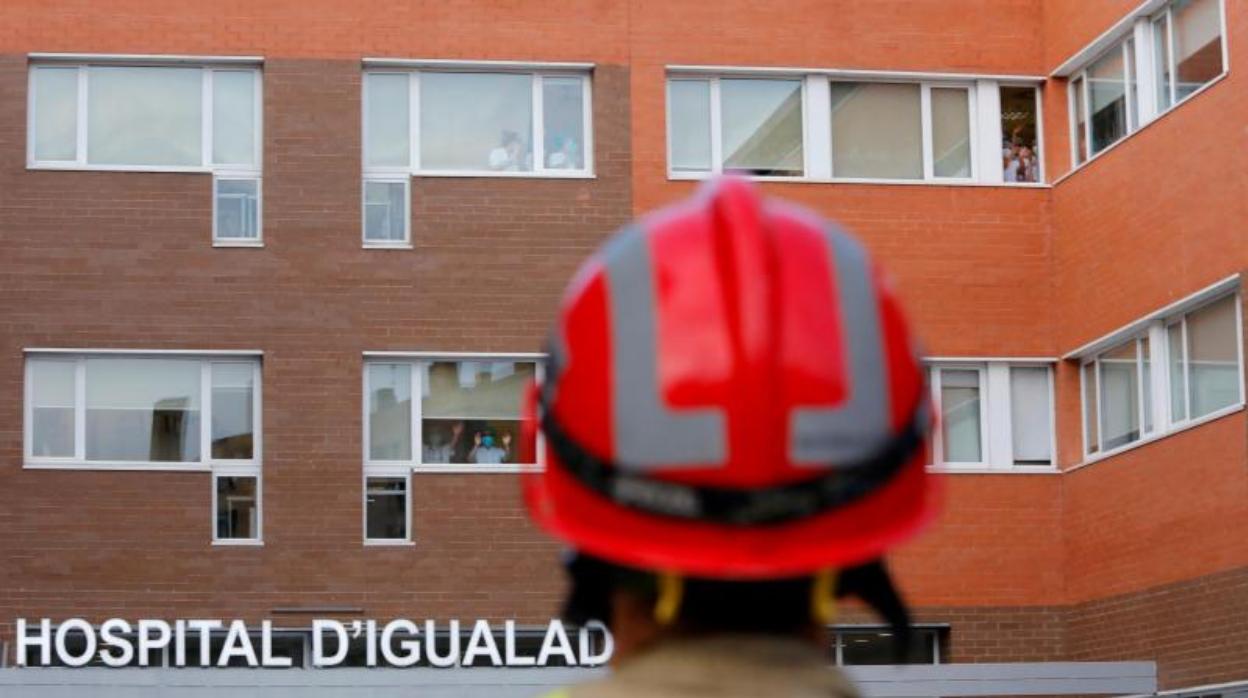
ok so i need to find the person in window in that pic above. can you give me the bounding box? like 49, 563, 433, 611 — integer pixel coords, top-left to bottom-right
546, 135, 581, 170
469, 430, 511, 464
423, 421, 464, 464
488, 130, 530, 171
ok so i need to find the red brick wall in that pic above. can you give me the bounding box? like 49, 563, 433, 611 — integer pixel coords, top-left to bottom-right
0, 54, 632, 636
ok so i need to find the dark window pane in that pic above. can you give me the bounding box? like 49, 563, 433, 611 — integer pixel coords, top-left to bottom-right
366, 477, 407, 540
216, 476, 258, 540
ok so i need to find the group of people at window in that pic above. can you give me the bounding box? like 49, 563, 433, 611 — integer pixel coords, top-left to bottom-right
488, 130, 582, 171
1002, 123, 1040, 183
421, 419, 516, 465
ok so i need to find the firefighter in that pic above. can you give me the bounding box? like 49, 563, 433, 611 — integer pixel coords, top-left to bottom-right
523, 177, 938, 697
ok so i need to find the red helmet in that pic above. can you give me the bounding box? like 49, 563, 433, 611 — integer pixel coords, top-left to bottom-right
523, 178, 937, 579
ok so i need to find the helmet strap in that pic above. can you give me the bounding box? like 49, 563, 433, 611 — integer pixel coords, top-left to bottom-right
810, 568, 839, 624
653, 573, 684, 626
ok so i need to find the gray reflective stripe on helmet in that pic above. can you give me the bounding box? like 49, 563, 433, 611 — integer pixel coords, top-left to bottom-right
605, 228, 727, 470
790, 227, 891, 465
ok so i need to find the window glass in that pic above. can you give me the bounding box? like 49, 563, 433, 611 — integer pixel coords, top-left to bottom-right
1154, 15, 1174, 110
30, 359, 76, 458
1010, 367, 1051, 465
1072, 76, 1088, 164
368, 363, 412, 461
421, 361, 536, 465
211, 363, 254, 460
1000, 86, 1039, 183
668, 80, 712, 172
216, 476, 258, 540
542, 77, 585, 170
1088, 47, 1128, 155
1099, 341, 1140, 451
720, 78, 803, 176
1172, 0, 1223, 101
1186, 294, 1240, 418
87, 66, 202, 166
215, 178, 260, 240
33, 67, 78, 161
365, 73, 410, 168
930, 88, 971, 178
85, 358, 201, 462
363, 181, 408, 243
831, 82, 922, 179
366, 477, 408, 540
1168, 321, 1188, 421
939, 369, 982, 463
1084, 361, 1099, 453
212, 70, 256, 166
421, 72, 532, 172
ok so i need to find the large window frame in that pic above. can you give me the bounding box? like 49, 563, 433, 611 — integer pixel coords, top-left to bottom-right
1076, 288, 1244, 462
666, 71, 1044, 186
360, 67, 593, 248
23, 350, 264, 544
1064, 0, 1227, 171
361, 353, 545, 544
927, 361, 1057, 472
361, 68, 594, 178
26, 58, 265, 247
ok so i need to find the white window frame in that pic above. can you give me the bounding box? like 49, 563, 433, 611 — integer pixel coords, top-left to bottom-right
1080, 335, 1153, 457
362, 353, 546, 475
665, 70, 1046, 187
1060, 0, 1227, 176
1067, 38, 1135, 165
1072, 287, 1244, 466
212, 470, 264, 545
664, 74, 810, 180
23, 352, 263, 472
361, 68, 594, 179
360, 176, 412, 249
363, 472, 413, 546
27, 60, 265, 246
927, 360, 1057, 472
929, 364, 990, 468
1149, 0, 1229, 115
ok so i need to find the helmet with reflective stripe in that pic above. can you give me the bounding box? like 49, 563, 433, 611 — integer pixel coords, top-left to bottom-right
523, 177, 937, 579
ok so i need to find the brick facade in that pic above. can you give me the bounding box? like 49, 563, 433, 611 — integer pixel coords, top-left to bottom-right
1, 0, 1246, 690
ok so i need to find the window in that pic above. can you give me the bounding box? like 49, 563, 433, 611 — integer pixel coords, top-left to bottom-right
829, 80, 974, 181
362, 69, 591, 174
830, 82, 921, 179
1171, 293, 1242, 421
667, 74, 1001, 183
1079, 290, 1243, 459
362, 179, 409, 246
25, 353, 262, 542
929, 363, 1054, 468
362, 356, 541, 541
1069, 38, 1136, 162
1000, 86, 1041, 183
361, 68, 591, 246
364, 358, 540, 469
28, 62, 263, 245
1066, 0, 1224, 167
1157, 0, 1225, 105
668, 77, 804, 177
832, 627, 944, 665
934, 367, 985, 464
365, 476, 409, 542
